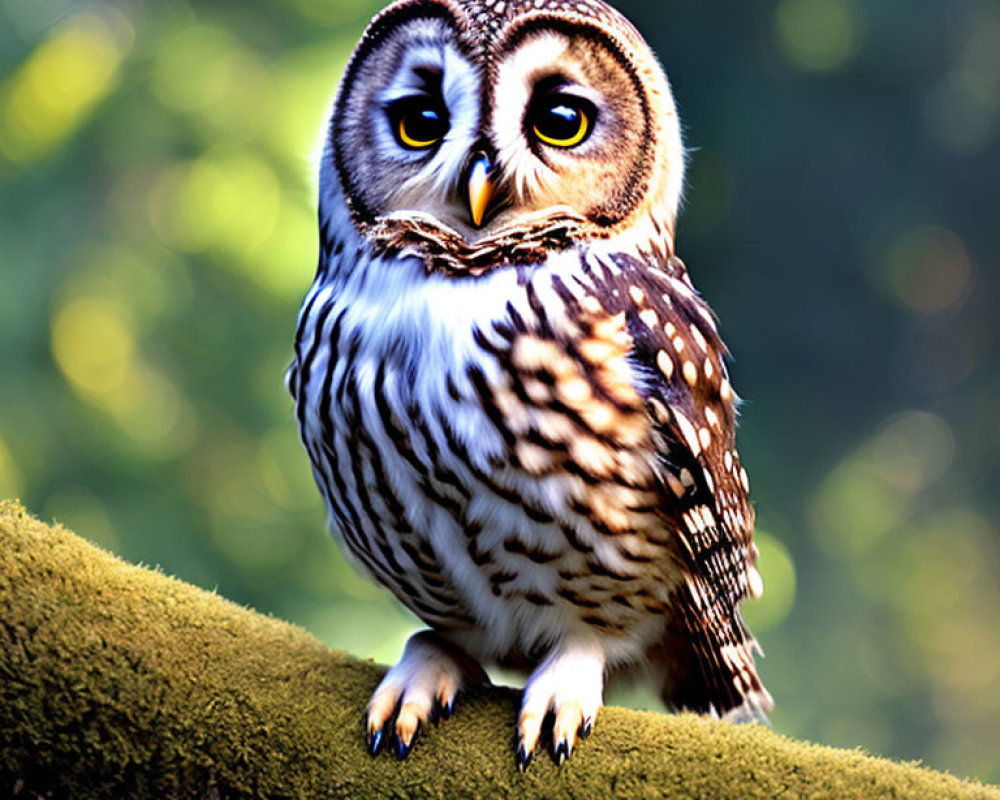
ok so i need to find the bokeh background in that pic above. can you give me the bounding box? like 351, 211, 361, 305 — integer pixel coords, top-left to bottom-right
1, 0, 998, 784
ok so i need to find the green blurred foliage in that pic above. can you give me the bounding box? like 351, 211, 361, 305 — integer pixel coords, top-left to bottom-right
0, 0, 998, 785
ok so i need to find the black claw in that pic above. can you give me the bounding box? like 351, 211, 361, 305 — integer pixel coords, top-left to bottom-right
516, 743, 534, 772
367, 728, 384, 757
441, 699, 454, 720
579, 719, 593, 740
554, 739, 571, 766
394, 723, 420, 760
430, 703, 441, 727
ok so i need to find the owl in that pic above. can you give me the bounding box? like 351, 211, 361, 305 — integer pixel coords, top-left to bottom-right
287, 0, 772, 769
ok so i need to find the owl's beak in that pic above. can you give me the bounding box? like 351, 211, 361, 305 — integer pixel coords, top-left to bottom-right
467, 152, 496, 229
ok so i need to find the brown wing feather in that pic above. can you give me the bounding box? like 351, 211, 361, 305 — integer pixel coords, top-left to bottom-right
583, 252, 772, 720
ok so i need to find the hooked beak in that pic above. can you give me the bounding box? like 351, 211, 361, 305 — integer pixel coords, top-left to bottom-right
466, 151, 496, 229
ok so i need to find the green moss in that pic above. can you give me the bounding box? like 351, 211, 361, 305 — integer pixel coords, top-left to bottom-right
0, 500, 996, 799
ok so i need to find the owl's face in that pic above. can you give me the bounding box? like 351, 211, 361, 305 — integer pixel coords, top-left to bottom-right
327, 0, 684, 270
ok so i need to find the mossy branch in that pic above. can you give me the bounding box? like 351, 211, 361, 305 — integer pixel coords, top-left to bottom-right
0, 500, 996, 800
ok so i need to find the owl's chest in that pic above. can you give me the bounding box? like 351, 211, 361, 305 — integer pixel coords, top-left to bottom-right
292, 254, 677, 652
298, 263, 518, 475
292, 262, 539, 618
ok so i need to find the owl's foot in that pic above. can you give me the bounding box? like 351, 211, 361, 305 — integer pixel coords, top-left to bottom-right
516, 641, 605, 770
365, 630, 487, 759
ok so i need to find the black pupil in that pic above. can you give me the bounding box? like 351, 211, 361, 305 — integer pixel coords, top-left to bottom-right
537, 103, 582, 140
404, 106, 445, 142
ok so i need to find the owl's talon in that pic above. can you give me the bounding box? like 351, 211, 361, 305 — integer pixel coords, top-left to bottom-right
516, 711, 543, 769
516, 742, 534, 772
550, 700, 584, 761
393, 723, 419, 760
430, 693, 454, 725
364, 631, 481, 756
579, 718, 593, 740
366, 727, 385, 757
517, 642, 604, 767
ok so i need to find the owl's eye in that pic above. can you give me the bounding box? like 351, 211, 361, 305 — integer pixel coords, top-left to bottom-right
391, 100, 449, 150
530, 97, 594, 149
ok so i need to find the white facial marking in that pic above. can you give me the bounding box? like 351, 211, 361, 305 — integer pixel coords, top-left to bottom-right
493, 33, 568, 202
393, 44, 480, 202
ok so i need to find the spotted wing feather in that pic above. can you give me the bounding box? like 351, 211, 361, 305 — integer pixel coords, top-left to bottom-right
583, 252, 772, 720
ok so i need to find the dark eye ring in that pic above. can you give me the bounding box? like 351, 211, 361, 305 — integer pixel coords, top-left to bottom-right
390, 99, 449, 150
530, 96, 595, 148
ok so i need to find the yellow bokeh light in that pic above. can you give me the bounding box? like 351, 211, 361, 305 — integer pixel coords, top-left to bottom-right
148, 159, 227, 253
210, 153, 283, 254
0, 10, 131, 163
193, 439, 279, 525
151, 26, 240, 113
74, 241, 193, 326
775, 0, 863, 73
868, 411, 955, 493
105, 365, 197, 458
148, 150, 282, 259
265, 43, 351, 168
284, 0, 378, 28
257, 428, 321, 512
743, 529, 796, 633
884, 226, 972, 314
244, 198, 319, 299
0, 435, 25, 500
49, 292, 194, 456
811, 456, 912, 557
191, 438, 313, 570
810, 411, 956, 558
898, 509, 996, 622
888, 508, 1000, 701
151, 25, 273, 136
51, 295, 136, 397
926, 618, 1000, 692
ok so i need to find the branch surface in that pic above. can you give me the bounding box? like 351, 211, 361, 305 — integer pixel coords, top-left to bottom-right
1, 501, 996, 799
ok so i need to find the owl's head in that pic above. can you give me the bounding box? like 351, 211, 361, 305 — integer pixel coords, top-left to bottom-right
323, 0, 685, 273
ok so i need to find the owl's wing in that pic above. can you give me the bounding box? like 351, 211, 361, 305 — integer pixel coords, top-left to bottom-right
585, 251, 772, 721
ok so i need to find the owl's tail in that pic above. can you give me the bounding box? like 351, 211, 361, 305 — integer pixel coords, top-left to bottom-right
653, 595, 773, 725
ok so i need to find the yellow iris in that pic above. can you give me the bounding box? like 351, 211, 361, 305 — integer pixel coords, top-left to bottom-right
532, 104, 590, 148
395, 106, 446, 149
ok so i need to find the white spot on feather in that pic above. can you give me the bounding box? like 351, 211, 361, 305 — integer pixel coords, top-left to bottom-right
673, 410, 701, 456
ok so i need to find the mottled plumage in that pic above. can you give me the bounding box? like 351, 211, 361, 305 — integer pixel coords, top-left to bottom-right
288, 0, 772, 768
